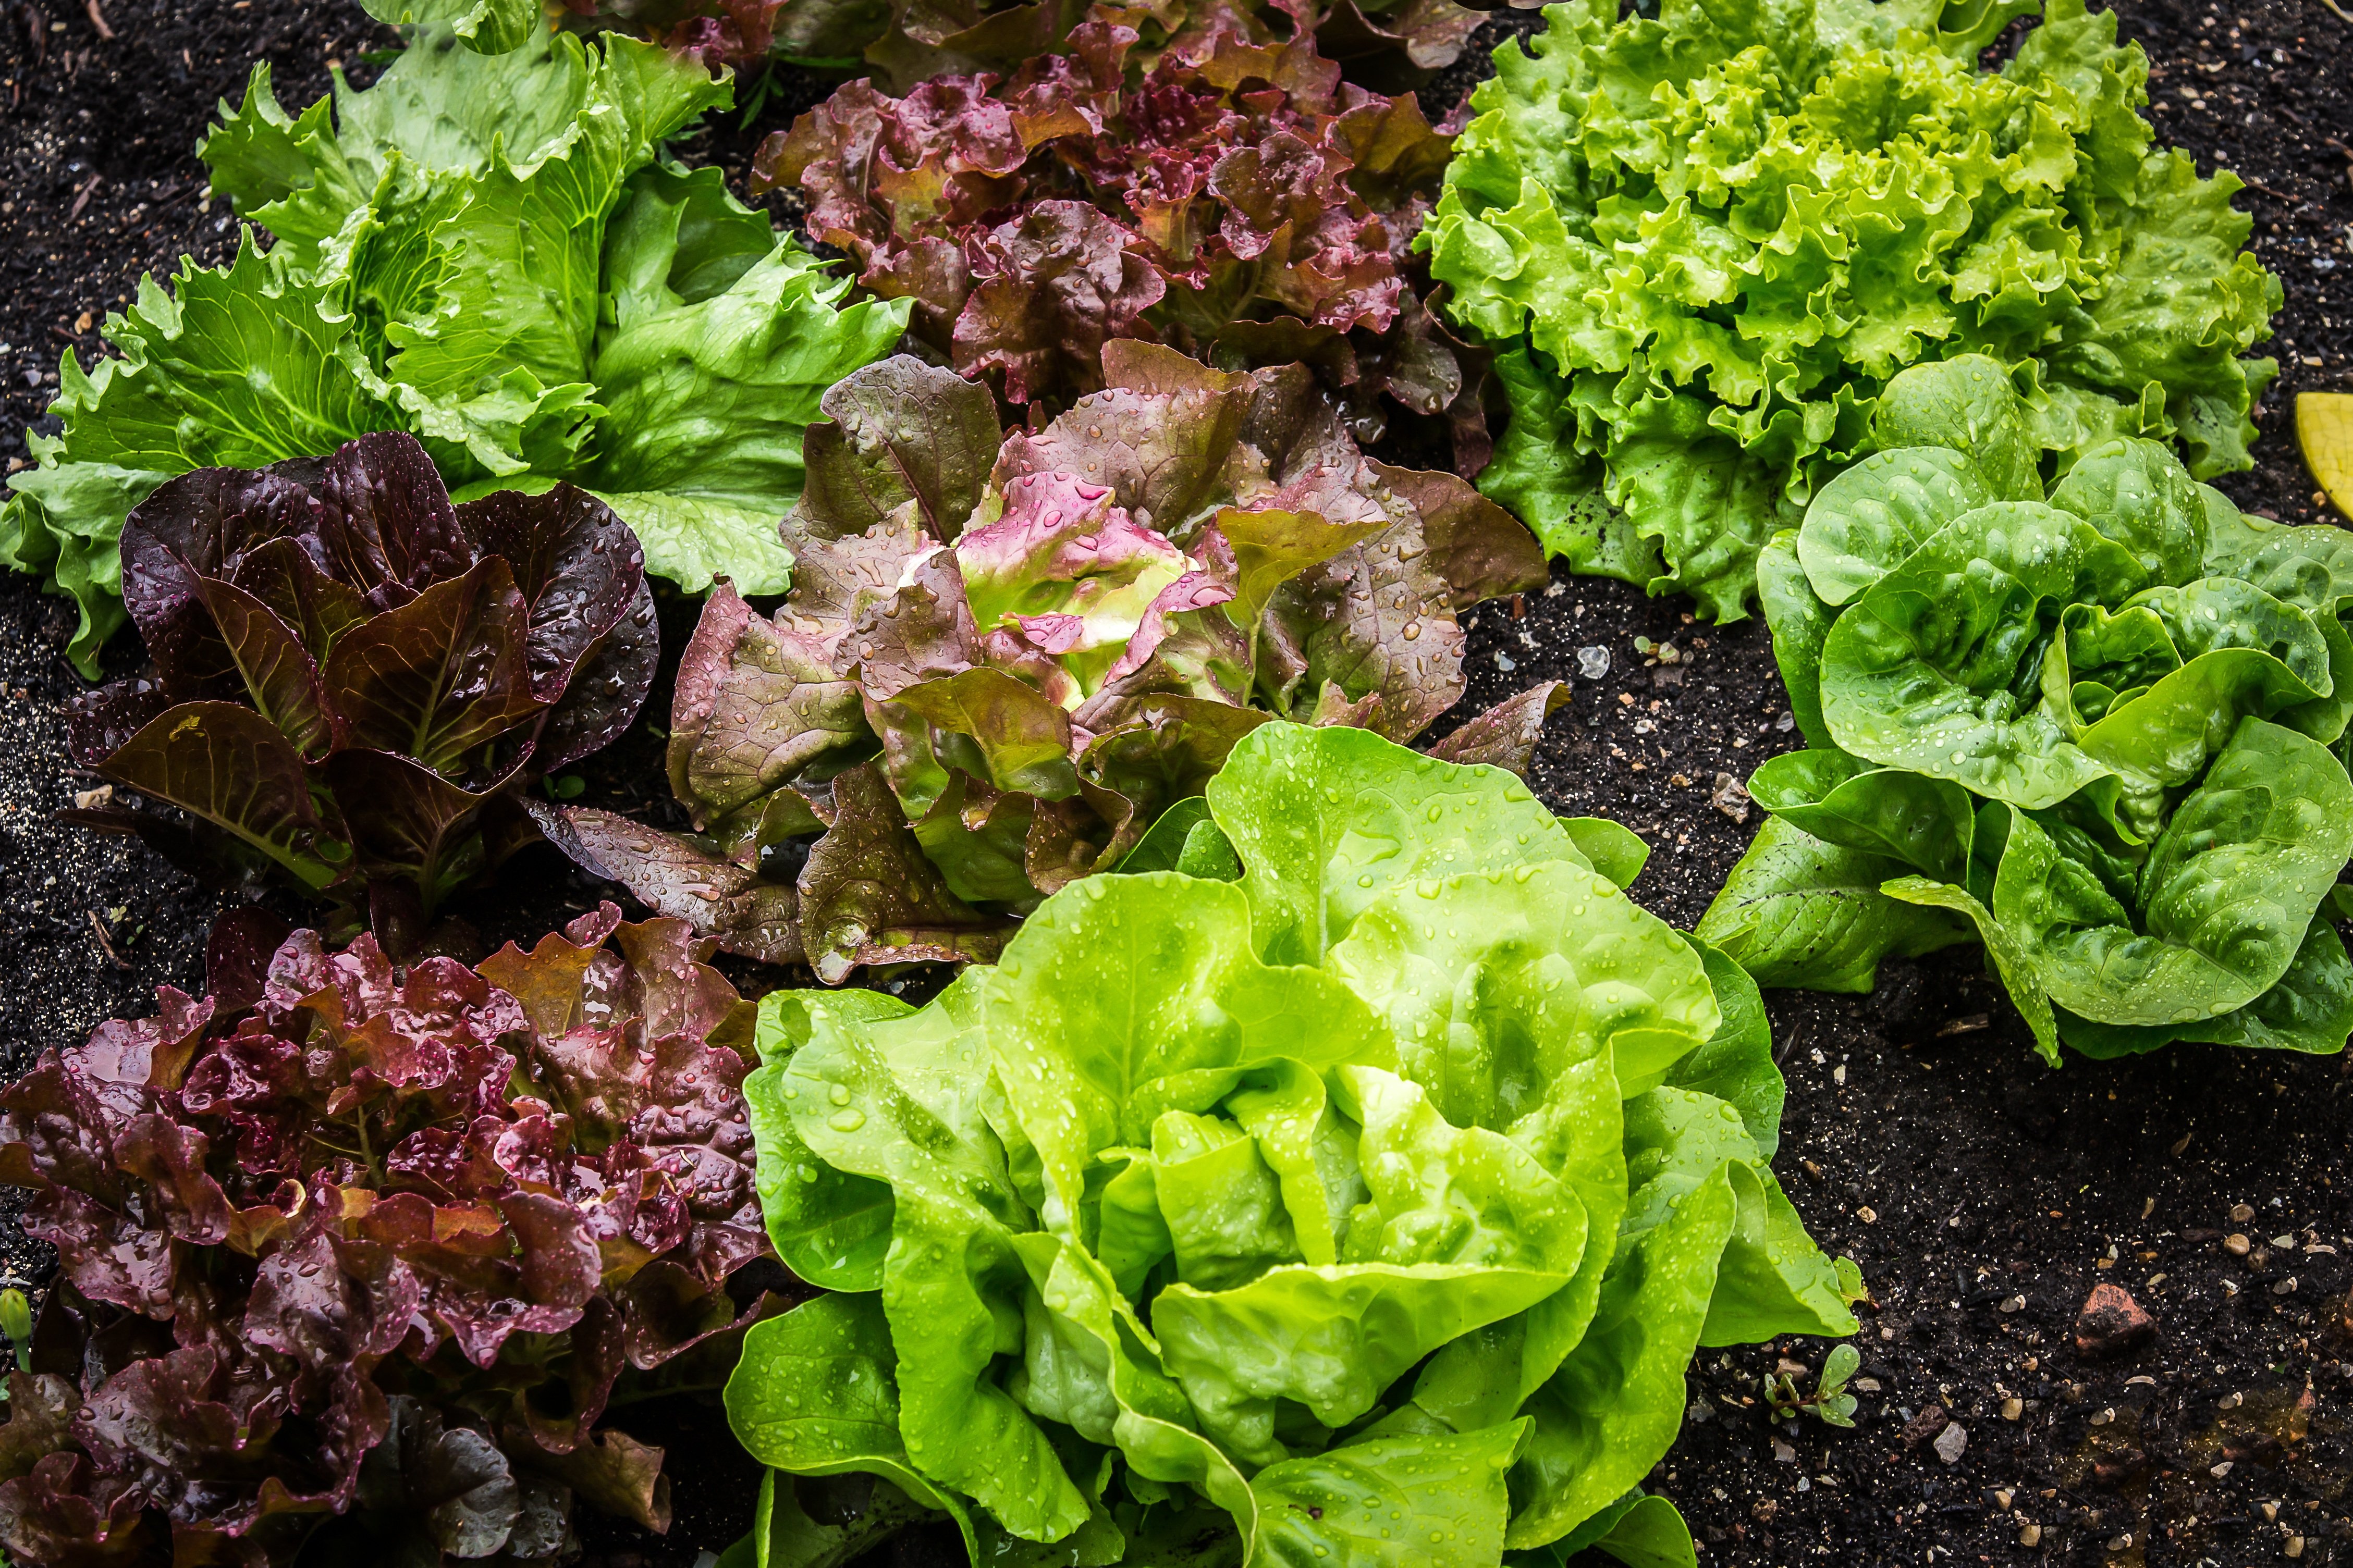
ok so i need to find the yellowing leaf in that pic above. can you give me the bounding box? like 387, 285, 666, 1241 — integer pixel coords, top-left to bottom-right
2299, 392, 2353, 523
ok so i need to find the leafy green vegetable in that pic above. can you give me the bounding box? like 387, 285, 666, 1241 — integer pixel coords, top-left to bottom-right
1421, 0, 2281, 623
1699, 358, 2353, 1063
0, 903, 781, 1567
3, 22, 906, 677
726, 722, 1856, 1565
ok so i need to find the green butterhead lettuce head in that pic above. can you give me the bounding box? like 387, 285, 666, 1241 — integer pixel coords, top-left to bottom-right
1420, 0, 2281, 623
1699, 359, 2353, 1065
2, 22, 908, 677
727, 722, 1857, 1565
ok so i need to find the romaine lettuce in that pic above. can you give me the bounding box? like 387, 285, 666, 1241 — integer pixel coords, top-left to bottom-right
726, 722, 1857, 1565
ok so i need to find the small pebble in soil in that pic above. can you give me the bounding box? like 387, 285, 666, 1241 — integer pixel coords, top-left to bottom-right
2074, 1282, 2157, 1357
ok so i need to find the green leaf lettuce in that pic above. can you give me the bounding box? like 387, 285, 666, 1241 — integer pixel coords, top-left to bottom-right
4, 22, 907, 676
1421, 0, 2280, 623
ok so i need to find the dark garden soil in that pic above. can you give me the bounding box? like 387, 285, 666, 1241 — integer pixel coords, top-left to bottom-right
4, 1, 2352, 1564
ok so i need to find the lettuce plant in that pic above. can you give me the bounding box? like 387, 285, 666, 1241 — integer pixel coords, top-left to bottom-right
719, 722, 1858, 1566
534, 345, 1562, 980
1420, 0, 2282, 623
367, 0, 1491, 88
60, 433, 655, 953
0, 904, 776, 1568
756, 0, 1488, 92
1, 21, 908, 678
753, 9, 1487, 455
1697, 357, 2353, 1064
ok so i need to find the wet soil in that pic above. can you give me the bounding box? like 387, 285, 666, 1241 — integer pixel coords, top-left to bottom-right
3, 0, 2351, 1564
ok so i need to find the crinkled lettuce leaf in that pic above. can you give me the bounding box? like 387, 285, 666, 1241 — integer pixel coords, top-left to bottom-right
541, 347, 1554, 974
1423, 0, 2281, 620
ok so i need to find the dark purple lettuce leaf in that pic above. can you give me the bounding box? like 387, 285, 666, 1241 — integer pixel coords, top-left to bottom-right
528, 801, 810, 967
321, 557, 542, 774
540, 349, 1554, 975
118, 463, 330, 705
186, 572, 338, 759
321, 748, 513, 911
206, 908, 298, 1013
0, 908, 775, 1566
307, 432, 476, 611
91, 701, 347, 893
70, 434, 656, 953
460, 484, 660, 771
64, 678, 171, 769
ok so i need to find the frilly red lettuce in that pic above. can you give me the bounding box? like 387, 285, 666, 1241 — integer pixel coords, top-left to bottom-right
0, 905, 779, 1568
752, 5, 1489, 459
59, 433, 657, 955
749, 0, 1498, 91
536, 347, 1555, 978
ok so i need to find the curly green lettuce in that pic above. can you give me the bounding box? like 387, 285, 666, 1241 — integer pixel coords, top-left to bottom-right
1697, 357, 2353, 1065
1419, 0, 2281, 623
2, 22, 906, 677
723, 722, 1858, 1566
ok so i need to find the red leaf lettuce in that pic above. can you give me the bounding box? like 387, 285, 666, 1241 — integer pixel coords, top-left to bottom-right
535, 347, 1557, 979
0, 905, 777, 1568
752, 5, 1491, 460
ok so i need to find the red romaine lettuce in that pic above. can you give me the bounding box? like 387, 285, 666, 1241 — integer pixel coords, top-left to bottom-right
752, 5, 1490, 460
536, 347, 1555, 979
0, 906, 777, 1568
62, 433, 657, 953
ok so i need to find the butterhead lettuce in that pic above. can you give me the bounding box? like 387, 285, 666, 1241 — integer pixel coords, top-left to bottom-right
724, 723, 1857, 1566
1699, 357, 2353, 1064
1420, 0, 2281, 623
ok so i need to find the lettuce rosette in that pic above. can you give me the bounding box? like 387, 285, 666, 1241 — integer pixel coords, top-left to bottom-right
1699, 357, 2353, 1064
722, 723, 1858, 1567
533, 343, 1561, 983
1419, 0, 2280, 623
